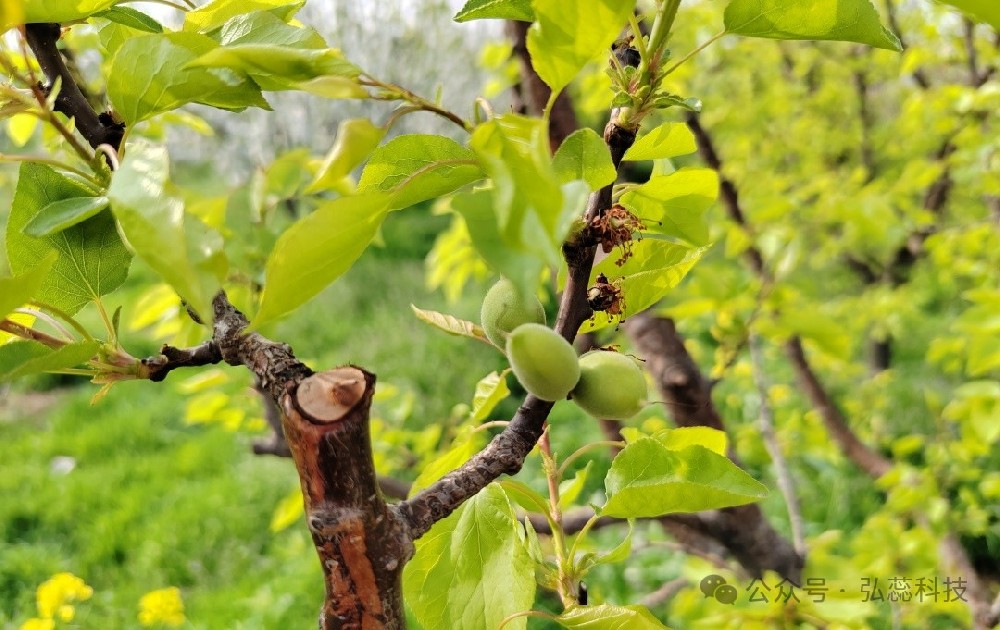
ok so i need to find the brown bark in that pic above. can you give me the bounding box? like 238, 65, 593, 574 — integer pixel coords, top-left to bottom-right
624, 313, 804, 582
506, 20, 579, 150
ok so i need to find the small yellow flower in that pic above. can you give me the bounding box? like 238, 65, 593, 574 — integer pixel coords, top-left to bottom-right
35, 573, 93, 620
138, 587, 186, 627
19, 618, 55, 630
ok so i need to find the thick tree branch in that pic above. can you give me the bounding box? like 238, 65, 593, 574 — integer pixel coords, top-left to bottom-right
23, 23, 124, 152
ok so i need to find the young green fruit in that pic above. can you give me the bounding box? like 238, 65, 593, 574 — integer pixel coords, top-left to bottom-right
506, 323, 580, 402
572, 350, 647, 420
480, 278, 546, 348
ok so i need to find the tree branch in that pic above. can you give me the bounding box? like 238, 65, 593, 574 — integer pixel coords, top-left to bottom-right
23, 23, 124, 152
883, 0, 930, 88
397, 120, 636, 540
142, 341, 222, 382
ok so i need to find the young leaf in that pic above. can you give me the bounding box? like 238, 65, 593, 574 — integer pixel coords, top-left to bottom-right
358, 135, 483, 210
249, 193, 390, 329
216, 10, 326, 47
470, 369, 511, 421
108, 32, 269, 125
0, 341, 99, 382
575, 519, 634, 576
307, 118, 385, 194
23, 0, 117, 22
188, 45, 363, 92
552, 128, 616, 190
657, 426, 728, 456
500, 479, 552, 516
622, 122, 697, 161
556, 604, 667, 629
619, 168, 718, 246
0, 253, 56, 320
24, 196, 110, 237
526, 0, 634, 93
559, 460, 593, 510
581, 241, 706, 333
410, 305, 490, 345
452, 191, 544, 298
7, 163, 131, 315
724, 0, 902, 51
410, 432, 485, 496
183, 0, 303, 33
404, 484, 536, 630
94, 6, 163, 33
108, 144, 225, 320
602, 439, 768, 517
454, 0, 534, 23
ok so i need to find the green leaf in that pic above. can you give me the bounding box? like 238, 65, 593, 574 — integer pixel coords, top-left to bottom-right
188, 45, 363, 93
23, 0, 117, 22
575, 520, 634, 576
581, 240, 706, 333
500, 479, 551, 516
623, 123, 697, 161
108, 32, 269, 125
552, 128, 617, 191
24, 196, 110, 237
657, 426, 728, 456
307, 118, 385, 193
454, 0, 534, 22
6, 164, 131, 315
937, 1, 1000, 30
0, 253, 56, 320
94, 6, 163, 32
603, 439, 768, 517
410, 432, 485, 496
724, 0, 902, 51
358, 135, 483, 210
470, 369, 511, 422
250, 193, 390, 329
183, 0, 303, 33
410, 305, 490, 345
453, 191, 544, 298
526, 0, 635, 93
404, 484, 536, 630
619, 168, 718, 246
108, 144, 226, 320
0, 341, 99, 382
559, 460, 593, 510
216, 9, 326, 47
556, 604, 667, 629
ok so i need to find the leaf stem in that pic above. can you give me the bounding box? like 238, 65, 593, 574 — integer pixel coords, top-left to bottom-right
0, 318, 67, 349
557, 440, 625, 477
30, 301, 95, 342
663, 30, 726, 76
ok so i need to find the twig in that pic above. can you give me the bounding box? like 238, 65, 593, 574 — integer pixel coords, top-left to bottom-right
141, 341, 223, 382
22, 24, 124, 153
749, 334, 805, 555
0, 319, 66, 349
883, 0, 930, 88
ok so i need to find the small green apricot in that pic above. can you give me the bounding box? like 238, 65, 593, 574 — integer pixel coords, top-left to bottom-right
572, 350, 647, 420
480, 278, 546, 347
506, 323, 580, 402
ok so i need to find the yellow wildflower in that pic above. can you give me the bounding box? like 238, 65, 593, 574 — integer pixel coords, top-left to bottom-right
35, 573, 93, 620
19, 619, 55, 630
138, 587, 186, 627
